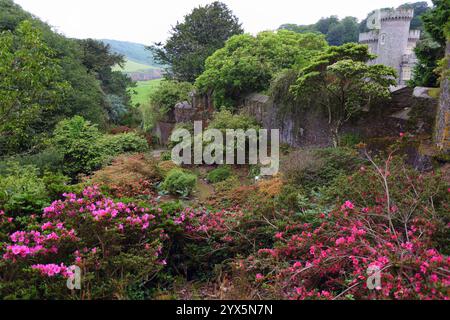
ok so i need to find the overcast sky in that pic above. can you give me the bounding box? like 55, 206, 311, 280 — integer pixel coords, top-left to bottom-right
14, 0, 433, 45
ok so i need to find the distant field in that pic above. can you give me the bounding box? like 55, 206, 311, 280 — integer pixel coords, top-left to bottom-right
130, 79, 162, 106
114, 59, 159, 73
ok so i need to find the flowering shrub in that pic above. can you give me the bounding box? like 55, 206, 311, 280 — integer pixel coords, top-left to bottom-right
245, 199, 450, 300
0, 186, 167, 299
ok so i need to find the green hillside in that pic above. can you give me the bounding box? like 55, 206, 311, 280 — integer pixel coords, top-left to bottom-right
101, 39, 160, 67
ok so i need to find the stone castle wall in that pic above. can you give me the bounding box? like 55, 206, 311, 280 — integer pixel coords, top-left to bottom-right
242, 88, 437, 148
435, 41, 450, 151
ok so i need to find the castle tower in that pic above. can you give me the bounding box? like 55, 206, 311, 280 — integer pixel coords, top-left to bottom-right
359, 8, 420, 85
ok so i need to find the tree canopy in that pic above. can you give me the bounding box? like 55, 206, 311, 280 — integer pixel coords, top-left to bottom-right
280, 15, 360, 46
0, 21, 70, 154
0, 0, 136, 155
412, 0, 450, 87
291, 43, 397, 145
196, 30, 328, 107
151, 1, 243, 82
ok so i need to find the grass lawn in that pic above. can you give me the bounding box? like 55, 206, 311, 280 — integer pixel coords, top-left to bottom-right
130, 79, 162, 106
114, 59, 158, 73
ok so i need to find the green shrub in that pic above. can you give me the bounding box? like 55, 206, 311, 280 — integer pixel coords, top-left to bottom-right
52, 116, 107, 178
150, 80, 193, 121
159, 201, 184, 215
208, 110, 260, 131
101, 132, 149, 155
52, 117, 149, 179
339, 133, 362, 147
207, 166, 232, 183
0, 163, 50, 215
2, 148, 65, 174
160, 151, 172, 162
161, 169, 197, 197
41, 171, 71, 199
282, 147, 363, 191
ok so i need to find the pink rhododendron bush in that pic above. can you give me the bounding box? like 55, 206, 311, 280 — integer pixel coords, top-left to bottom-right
0, 187, 168, 299
0, 150, 449, 300
245, 202, 450, 300
240, 154, 450, 300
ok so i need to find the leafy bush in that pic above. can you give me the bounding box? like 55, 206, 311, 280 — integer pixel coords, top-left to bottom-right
208, 110, 260, 131
41, 171, 72, 200
150, 80, 193, 121
52, 116, 107, 178
158, 160, 180, 177
196, 31, 327, 107
52, 116, 149, 179
160, 151, 173, 162
89, 154, 161, 199
2, 148, 65, 175
101, 132, 149, 155
282, 147, 363, 191
0, 163, 49, 215
159, 201, 184, 215
339, 133, 362, 147
0, 187, 167, 299
207, 166, 232, 183
161, 169, 197, 197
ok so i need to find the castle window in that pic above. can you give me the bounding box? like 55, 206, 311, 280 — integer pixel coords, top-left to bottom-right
402, 67, 412, 81
380, 33, 386, 45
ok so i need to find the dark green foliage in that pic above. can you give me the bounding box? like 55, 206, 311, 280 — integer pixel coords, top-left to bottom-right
411, 35, 444, 87
0, 20, 70, 155
411, 0, 449, 87
150, 80, 194, 121
280, 16, 360, 46
421, 0, 450, 47
161, 169, 197, 197
79, 38, 135, 116
52, 117, 149, 179
207, 166, 232, 183
101, 132, 149, 155
151, 1, 243, 82
282, 147, 363, 191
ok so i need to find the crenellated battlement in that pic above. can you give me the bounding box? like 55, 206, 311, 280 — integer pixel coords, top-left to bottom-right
408, 30, 421, 41
359, 7, 419, 85
380, 8, 414, 21
359, 31, 379, 43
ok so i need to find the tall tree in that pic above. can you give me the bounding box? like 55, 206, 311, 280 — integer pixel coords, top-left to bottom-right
0, 20, 70, 154
412, 0, 449, 87
279, 16, 360, 46
79, 39, 135, 123
196, 30, 328, 107
151, 1, 243, 82
291, 43, 397, 146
